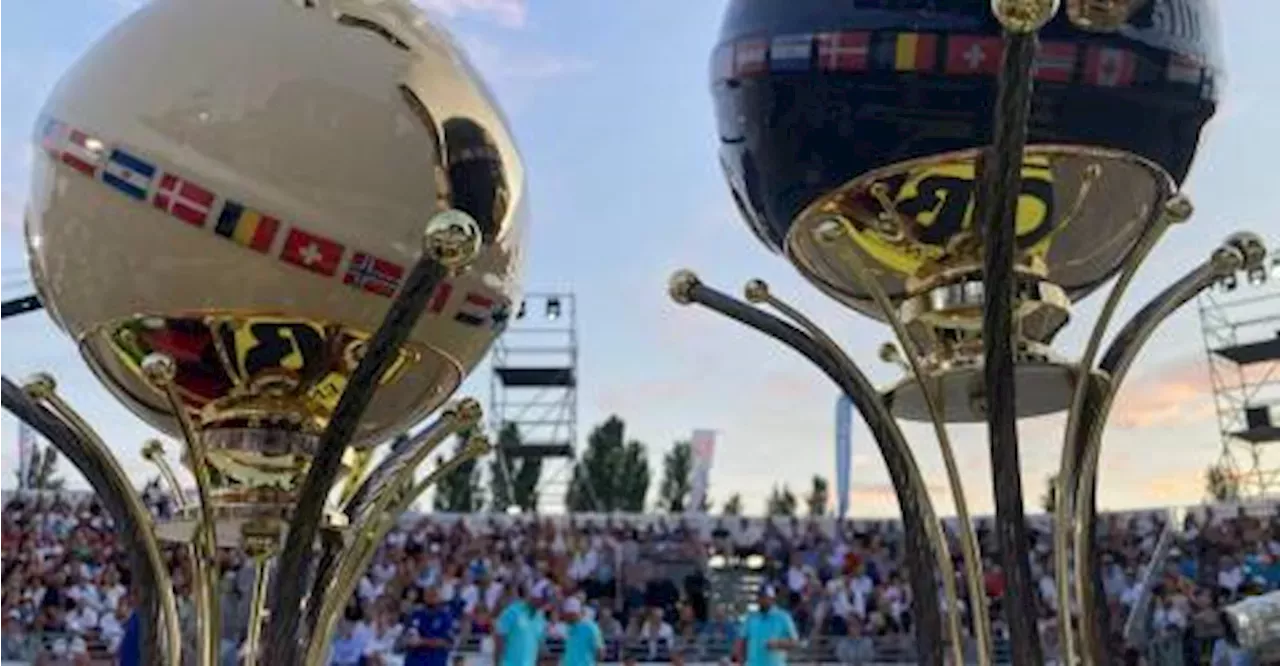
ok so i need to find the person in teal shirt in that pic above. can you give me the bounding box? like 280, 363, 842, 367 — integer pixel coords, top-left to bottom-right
495, 587, 549, 666
735, 585, 798, 666
560, 597, 603, 666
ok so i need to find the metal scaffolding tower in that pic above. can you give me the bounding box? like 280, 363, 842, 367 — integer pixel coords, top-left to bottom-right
489, 292, 579, 511
1199, 249, 1280, 498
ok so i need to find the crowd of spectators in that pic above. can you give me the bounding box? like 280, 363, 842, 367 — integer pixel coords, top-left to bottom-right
2, 485, 1277, 665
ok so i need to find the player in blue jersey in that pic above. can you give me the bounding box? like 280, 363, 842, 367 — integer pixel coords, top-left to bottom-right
494, 585, 549, 666
559, 597, 603, 666
404, 586, 458, 666
734, 585, 798, 666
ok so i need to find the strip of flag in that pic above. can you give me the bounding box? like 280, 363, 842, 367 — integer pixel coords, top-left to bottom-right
215, 201, 280, 253
454, 292, 495, 327
280, 228, 344, 276
101, 149, 156, 201
61, 129, 105, 176
154, 174, 216, 227
1034, 42, 1078, 82
816, 31, 870, 72
835, 395, 853, 520
39, 118, 66, 156
894, 33, 936, 72
734, 38, 769, 76
1085, 46, 1136, 87
946, 35, 1001, 75
428, 281, 454, 313
770, 34, 813, 72
343, 251, 404, 298
689, 429, 717, 514
1166, 53, 1202, 85
710, 42, 735, 81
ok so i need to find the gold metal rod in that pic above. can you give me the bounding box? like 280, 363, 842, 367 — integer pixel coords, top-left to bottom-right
142, 354, 222, 666
27, 381, 184, 666
1053, 194, 1186, 665
748, 283, 970, 666
828, 217, 993, 664
1072, 238, 1254, 664
242, 554, 272, 666
303, 435, 491, 666
142, 439, 189, 510
337, 447, 375, 507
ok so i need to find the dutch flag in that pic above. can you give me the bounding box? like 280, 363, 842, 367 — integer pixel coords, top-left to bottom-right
101, 148, 156, 201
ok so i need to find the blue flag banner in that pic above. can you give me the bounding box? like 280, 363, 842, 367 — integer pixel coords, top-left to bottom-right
835, 394, 853, 519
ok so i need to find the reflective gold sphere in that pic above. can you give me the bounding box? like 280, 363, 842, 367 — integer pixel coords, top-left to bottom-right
26, 0, 526, 447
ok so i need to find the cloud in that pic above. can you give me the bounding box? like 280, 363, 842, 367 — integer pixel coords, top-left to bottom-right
458, 35, 593, 82
414, 0, 527, 28
1110, 355, 1276, 430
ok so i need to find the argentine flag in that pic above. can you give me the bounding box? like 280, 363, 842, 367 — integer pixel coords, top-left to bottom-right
102, 148, 156, 201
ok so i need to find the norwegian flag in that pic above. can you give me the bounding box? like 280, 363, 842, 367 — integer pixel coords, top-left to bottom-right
1034, 42, 1078, 83
154, 174, 216, 227
61, 128, 105, 176
343, 251, 404, 298
816, 31, 869, 72
1085, 46, 1136, 87
734, 39, 768, 76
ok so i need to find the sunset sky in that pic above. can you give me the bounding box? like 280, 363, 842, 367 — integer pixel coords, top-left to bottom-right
2, 0, 1277, 517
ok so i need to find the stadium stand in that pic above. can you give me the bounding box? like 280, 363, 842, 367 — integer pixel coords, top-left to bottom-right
2, 486, 1277, 665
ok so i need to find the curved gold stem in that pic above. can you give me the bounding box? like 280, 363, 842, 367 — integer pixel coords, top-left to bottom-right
1054, 197, 1183, 665
749, 285, 969, 666
143, 355, 222, 666
303, 434, 491, 666
827, 217, 993, 664
242, 554, 272, 666
27, 383, 183, 666
338, 447, 375, 507
142, 439, 189, 511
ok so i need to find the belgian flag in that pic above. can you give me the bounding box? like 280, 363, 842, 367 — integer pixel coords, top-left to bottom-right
215, 201, 280, 253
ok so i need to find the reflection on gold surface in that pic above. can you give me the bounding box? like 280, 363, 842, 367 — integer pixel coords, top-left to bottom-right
105, 315, 421, 433
786, 145, 1175, 321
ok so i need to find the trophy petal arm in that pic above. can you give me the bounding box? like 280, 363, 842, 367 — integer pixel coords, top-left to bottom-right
303, 401, 480, 637
264, 212, 481, 664
2, 377, 181, 666
672, 275, 947, 666
1071, 236, 1260, 663
302, 435, 492, 666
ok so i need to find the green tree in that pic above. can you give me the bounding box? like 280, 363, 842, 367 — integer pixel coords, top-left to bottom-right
487, 424, 542, 513
659, 440, 693, 512
806, 475, 830, 517
433, 434, 484, 512
21, 444, 66, 492
722, 493, 743, 516
1205, 463, 1240, 502
766, 485, 797, 517
567, 416, 652, 512
513, 456, 542, 513
1041, 474, 1059, 514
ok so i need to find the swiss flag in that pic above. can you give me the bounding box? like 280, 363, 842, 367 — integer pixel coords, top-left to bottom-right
280, 228, 344, 277
945, 35, 1001, 75
1085, 46, 1136, 87
816, 31, 869, 72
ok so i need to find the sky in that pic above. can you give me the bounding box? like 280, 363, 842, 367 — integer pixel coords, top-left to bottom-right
1, 0, 1277, 517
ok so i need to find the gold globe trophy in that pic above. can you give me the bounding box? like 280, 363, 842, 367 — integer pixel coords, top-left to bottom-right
678, 0, 1267, 664
4, 1, 522, 664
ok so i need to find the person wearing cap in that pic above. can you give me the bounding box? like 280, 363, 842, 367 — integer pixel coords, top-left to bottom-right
404, 585, 458, 666
734, 585, 797, 666
560, 597, 603, 666
495, 585, 548, 666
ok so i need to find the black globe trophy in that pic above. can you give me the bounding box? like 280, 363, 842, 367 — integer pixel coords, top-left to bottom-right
671, 0, 1265, 664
